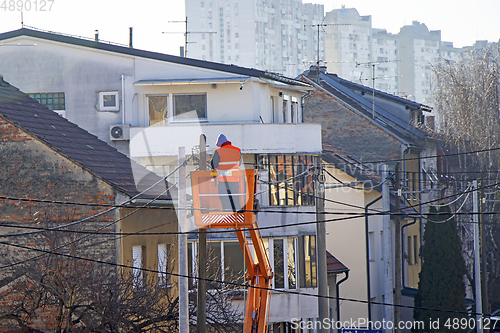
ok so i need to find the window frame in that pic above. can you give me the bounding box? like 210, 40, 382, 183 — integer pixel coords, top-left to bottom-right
132, 245, 145, 289
29, 92, 66, 112
147, 95, 169, 126
98, 91, 119, 112
172, 93, 208, 123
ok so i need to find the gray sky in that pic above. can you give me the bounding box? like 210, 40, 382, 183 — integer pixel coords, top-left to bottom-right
1, 0, 498, 56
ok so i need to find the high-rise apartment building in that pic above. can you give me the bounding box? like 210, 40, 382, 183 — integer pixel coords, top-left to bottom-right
371, 28, 399, 95
323, 8, 448, 106
398, 21, 441, 105
185, 0, 324, 78
323, 7, 372, 83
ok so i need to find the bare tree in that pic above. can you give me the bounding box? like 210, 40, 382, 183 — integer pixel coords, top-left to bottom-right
0, 221, 243, 332
432, 45, 500, 312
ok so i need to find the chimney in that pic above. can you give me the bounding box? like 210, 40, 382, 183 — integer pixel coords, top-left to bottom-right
129, 27, 133, 48
308, 65, 327, 83
94, 30, 99, 42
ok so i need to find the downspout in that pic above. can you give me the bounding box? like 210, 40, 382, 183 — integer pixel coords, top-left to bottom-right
121, 74, 126, 124
300, 88, 312, 123
401, 218, 417, 289
336, 271, 349, 321
365, 195, 382, 325
403, 145, 411, 189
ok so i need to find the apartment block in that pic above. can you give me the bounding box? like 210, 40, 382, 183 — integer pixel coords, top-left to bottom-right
185, 0, 324, 78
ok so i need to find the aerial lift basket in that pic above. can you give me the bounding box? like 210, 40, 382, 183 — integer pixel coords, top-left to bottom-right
190, 169, 257, 229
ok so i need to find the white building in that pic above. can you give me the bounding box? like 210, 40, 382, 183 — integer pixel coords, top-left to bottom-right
0, 27, 331, 328
398, 21, 441, 105
323, 6, 372, 83
185, 0, 325, 78
371, 28, 399, 95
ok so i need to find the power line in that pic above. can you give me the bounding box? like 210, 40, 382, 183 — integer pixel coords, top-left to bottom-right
2, 180, 500, 240
0, 239, 485, 317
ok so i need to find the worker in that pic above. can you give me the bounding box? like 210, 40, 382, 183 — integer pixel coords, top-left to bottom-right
211, 134, 243, 212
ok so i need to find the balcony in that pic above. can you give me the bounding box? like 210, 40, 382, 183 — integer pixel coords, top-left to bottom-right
129, 123, 321, 158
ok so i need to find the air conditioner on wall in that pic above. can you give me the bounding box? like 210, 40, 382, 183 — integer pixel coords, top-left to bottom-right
109, 124, 130, 141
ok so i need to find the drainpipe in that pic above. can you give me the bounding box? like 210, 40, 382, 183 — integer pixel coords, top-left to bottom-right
403, 145, 411, 188
401, 218, 417, 289
300, 89, 312, 123
121, 75, 125, 124
365, 195, 382, 325
336, 271, 349, 321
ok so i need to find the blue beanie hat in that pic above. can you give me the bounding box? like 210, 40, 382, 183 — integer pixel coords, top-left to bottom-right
216, 134, 229, 147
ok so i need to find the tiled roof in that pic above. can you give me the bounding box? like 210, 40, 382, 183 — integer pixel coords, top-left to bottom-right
322, 141, 382, 188
326, 251, 349, 274
299, 71, 428, 146
0, 28, 309, 88
0, 75, 174, 200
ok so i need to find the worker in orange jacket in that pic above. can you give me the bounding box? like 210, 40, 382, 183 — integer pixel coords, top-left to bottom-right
211, 134, 243, 212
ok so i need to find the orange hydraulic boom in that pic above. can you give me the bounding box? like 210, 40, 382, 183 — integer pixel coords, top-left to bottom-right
191, 169, 272, 333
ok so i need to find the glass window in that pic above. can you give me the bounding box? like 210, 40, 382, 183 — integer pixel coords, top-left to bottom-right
148, 96, 168, 126
287, 238, 296, 289
258, 154, 314, 206
207, 241, 222, 289
224, 241, 245, 285
158, 243, 172, 287
132, 245, 145, 288
413, 235, 419, 265
298, 235, 317, 288
29, 92, 65, 111
174, 94, 207, 120
274, 239, 284, 288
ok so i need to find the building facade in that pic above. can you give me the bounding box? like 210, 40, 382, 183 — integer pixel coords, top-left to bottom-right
185, 0, 325, 78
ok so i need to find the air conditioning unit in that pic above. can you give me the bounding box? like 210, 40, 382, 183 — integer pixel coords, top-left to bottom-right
109, 124, 130, 141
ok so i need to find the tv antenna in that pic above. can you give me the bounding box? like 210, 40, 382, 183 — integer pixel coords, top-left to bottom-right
307, 23, 350, 68
163, 17, 217, 57
356, 60, 401, 119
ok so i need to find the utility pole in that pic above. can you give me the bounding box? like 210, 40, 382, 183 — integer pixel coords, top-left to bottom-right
480, 182, 489, 317
197, 135, 207, 332
394, 163, 402, 332
473, 180, 483, 333
382, 165, 394, 332
315, 156, 328, 332
178, 147, 189, 333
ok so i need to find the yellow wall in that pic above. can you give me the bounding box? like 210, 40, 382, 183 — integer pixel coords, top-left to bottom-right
119, 206, 178, 288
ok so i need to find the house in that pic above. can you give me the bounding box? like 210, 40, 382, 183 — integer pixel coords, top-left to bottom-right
0, 27, 332, 328
0, 75, 178, 331
298, 66, 440, 327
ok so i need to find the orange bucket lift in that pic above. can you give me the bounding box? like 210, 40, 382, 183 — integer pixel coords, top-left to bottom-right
190, 169, 273, 333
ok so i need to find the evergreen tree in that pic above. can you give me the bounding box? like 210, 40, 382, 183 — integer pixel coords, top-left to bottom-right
413, 204, 467, 332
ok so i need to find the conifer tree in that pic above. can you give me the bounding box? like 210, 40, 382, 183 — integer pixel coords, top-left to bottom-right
413, 204, 467, 332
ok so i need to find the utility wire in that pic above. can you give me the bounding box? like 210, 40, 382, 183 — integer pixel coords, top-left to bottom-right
0, 239, 486, 317
2, 180, 500, 240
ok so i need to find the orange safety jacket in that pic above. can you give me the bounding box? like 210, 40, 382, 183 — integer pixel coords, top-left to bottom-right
214, 143, 241, 182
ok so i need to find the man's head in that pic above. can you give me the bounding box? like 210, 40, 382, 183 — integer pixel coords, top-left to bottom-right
216, 134, 229, 147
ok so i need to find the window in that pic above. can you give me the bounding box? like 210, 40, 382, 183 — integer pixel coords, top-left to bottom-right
298, 235, 317, 288
369, 232, 375, 262
274, 239, 285, 288
407, 236, 413, 265
173, 94, 207, 121
148, 96, 168, 126
132, 245, 145, 288
29, 92, 65, 111
158, 243, 172, 287
98, 91, 119, 111
413, 235, 419, 265
257, 154, 315, 206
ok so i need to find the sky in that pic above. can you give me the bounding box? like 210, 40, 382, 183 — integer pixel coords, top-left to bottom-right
1, 0, 499, 56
